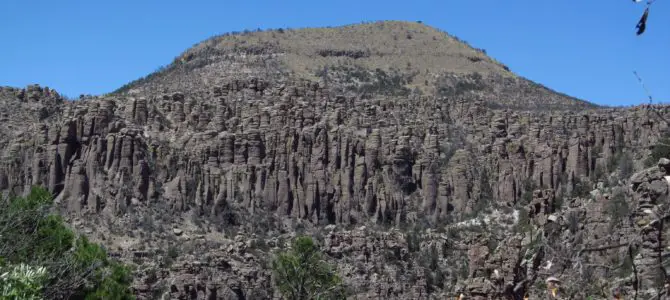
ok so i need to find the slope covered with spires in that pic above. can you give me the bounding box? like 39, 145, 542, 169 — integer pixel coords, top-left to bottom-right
3, 20, 670, 299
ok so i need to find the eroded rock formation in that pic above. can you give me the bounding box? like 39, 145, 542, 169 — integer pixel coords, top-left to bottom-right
2, 21, 670, 299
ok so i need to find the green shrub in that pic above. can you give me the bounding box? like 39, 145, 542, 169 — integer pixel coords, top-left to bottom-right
0, 186, 135, 299
436, 72, 487, 97
0, 263, 48, 300
519, 178, 537, 206
618, 152, 634, 180
81, 260, 134, 300
606, 191, 630, 230
406, 229, 422, 253
163, 245, 180, 268
553, 189, 565, 211
609, 151, 634, 180
418, 244, 444, 293
567, 211, 580, 234
590, 164, 605, 182
271, 236, 344, 300
571, 178, 592, 198
469, 168, 493, 216
513, 207, 532, 233
645, 135, 670, 167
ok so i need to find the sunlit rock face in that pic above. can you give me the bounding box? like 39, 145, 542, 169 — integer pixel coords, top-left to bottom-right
2, 21, 670, 299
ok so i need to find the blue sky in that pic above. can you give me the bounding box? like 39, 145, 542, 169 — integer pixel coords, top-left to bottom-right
1, 0, 668, 106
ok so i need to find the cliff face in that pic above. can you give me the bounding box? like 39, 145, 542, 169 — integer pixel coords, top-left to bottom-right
2, 80, 664, 223
2, 21, 670, 299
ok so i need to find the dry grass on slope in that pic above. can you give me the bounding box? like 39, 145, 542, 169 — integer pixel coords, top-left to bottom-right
180, 20, 513, 86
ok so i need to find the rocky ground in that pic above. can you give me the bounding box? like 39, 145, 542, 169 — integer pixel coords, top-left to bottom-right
2, 21, 670, 299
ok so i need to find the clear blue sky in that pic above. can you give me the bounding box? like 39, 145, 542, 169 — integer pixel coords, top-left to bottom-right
1, 0, 668, 106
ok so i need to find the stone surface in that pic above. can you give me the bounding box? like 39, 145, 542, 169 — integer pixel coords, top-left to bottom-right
2, 21, 670, 299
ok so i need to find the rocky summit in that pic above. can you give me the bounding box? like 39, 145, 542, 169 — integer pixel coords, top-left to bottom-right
2, 20, 670, 299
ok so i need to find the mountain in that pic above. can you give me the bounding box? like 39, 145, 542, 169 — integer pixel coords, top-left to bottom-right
115, 21, 593, 110
2, 20, 670, 299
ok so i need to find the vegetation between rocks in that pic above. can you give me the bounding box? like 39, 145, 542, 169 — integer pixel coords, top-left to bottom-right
271, 236, 345, 300
0, 186, 134, 299
645, 134, 670, 167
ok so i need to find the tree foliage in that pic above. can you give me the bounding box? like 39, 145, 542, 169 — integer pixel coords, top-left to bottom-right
0, 263, 48, 300
0, 186, 134, 299
271, 236, 344, 300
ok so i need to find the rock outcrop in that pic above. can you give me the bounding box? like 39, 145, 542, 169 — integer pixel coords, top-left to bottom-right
2, 21, 670, 299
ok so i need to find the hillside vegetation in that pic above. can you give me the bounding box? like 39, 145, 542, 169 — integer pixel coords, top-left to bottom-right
2, 20, 670, 299
113, 21, 593, 110
0, 187, 134, 299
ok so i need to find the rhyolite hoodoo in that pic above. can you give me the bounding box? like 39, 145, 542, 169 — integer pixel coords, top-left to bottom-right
2, 21, 670, 299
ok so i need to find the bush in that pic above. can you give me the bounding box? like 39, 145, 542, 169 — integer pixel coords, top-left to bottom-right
645, 135, 670, 167
0, 186, 135, 299
618, 152, 634, 180
436, 72, 487, 97
513, 207, 532, 233
322, 65, 414, 97
590, 164, 605, 182
0, 263, 47, 300
572, 178, 592, 198
406, 228, 422, 253
271, 236, 344, 300
473, 168, 493, 215
418, 244, 444, 293
606, 191, 630, 230
567, 211, 580, 234
609, 151, 634, 180
520, 178, 537, 206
